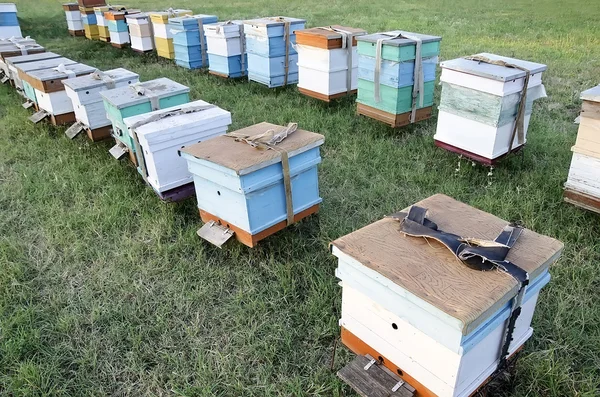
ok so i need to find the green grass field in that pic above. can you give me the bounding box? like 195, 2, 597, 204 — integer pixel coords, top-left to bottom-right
1, 0, 600, 395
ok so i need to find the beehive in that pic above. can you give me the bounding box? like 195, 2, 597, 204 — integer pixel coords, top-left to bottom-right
180, 122, 324, 247
331, 194, 563, 397
15, 56, 75, 102
100, 78, 190, 162
93, 5, 125, 42
62, 68, 139, 141
434, 54, 547, 165
356, 31, 441, 128
295, 26, 367, 102
204, 21, 247, 78
149, 9, 192, 59
564, 85, 600, 214
0, 40, 44, 81
170, 14, 218, 70
23, 62, 96, 124
105, 9, 140, 48
80, 6, 99, 40
126, 12, 154, 53
244, 17, 305, 88
63, 3, 84, 36
5, 52, 60, 88
0, 3, 21, 39
122, 100, 232, 201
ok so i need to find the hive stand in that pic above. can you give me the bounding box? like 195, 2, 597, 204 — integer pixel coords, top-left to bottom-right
357, 103, 432, 128
434, 140, 525, 166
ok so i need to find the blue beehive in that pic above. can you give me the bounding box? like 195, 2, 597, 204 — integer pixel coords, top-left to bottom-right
243, 17, 305, 88
179, 122, 324, 247
0, 3, 21, 38
170, 14, 218, 70
204, 20, 247, 78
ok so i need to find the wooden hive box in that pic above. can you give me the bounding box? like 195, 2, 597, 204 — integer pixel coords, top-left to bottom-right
5, 52, 60, 86
204, 21, 247, 78
0, 3, 21, 39
356, 31, 441, 127
331, 194, 563, 397
180, 122, 324, 247
122, 100, 232, 201
296, 26, 366, 101
100, 78, 190, 161
105, 9, 140, 47
126, 13, 154, 52
170, 14, 218, 70
243, 17, 306, 88
564, 85, 600, 213
64, 3, 83, 33
0, 42, 44, 78
150, 9, 192, 59
23, 62, 96, 119
15, 57, 76, 102
434, 53, 547, 164
63, 68, 139, 138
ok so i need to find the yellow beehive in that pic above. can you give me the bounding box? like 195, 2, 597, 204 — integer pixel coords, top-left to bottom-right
149, 9, 192, 24
98, 25, 110, 41
84, 24, 99, 39
154, 37, 174, 59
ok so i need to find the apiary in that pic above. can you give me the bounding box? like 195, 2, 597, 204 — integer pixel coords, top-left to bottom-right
170, 14, 218, 70
434, 54, 547, 165
150, 9, 192, 59
295, 25, 367, 101
122, 100, 232, 201
244, 17, 306, 88
356, 31, 441, 128
100, 77, 190, 163
180, 122, 324, 247
331, 194, 563, 397
204, 20, 246, 78
63, 68, 139, 141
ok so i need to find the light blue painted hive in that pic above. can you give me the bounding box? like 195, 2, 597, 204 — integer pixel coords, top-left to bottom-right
170, 14, 218, 70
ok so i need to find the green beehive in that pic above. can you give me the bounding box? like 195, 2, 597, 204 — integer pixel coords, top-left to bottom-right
100, 78, 190, 155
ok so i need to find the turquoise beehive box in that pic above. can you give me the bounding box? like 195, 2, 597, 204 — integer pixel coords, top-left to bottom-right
170, 14, 218, 70
356, 31, 441, 127
100, 78, 190, 162
179, 122, 324, 248
244, 17, 305, 88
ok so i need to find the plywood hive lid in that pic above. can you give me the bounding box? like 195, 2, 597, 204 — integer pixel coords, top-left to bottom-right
169, 14, 218, 28
61, 68, 138, 91
99, 77, 190, 109
0, 45, 45, 61
25, 62, 95, 82
180, 122, 324, 175
441, 53, 547, 82
15, 57, 76, 73
581, 85, 600, 103
295, 26, 367, 49
330, 194, 563, 334
63, 3, 79, 11
243, 16, 306, 27
149, 9, 192, 24
357, 30, 441, 47
6, 51, 61, 66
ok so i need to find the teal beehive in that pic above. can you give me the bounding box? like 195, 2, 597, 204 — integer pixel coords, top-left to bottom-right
356, 31, 441, 128
100, 78, 190, 162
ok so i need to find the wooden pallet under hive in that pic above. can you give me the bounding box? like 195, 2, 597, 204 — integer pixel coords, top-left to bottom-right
357, 102, 432, 128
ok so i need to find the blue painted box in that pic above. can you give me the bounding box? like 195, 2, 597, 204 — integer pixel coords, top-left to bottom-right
170, 14, 218, 70
0, 12, 18, 26
81, 13, 97, 25
244, 17, 306, 88
100, 78, 190, 155
207, 53, 247, 78
179, 122, 324, 246
107, 19, 127, 32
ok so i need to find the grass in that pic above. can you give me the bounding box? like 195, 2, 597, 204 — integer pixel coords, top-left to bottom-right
1, 0, 600, 395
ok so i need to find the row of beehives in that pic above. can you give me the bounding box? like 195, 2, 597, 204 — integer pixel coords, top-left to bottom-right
0, 13, 572, 397
0, 37, 567, 397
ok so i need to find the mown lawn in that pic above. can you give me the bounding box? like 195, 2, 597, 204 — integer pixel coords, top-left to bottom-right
1, 0, 599, 395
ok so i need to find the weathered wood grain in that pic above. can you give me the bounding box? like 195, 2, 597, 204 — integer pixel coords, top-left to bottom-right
330, 194, 564, 333
295, 26, 366, 49
338, 355, 416, 397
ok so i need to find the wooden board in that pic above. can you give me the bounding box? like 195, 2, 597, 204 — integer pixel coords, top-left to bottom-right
434, 139, 525, 166
69, 29, 85, 36
330, 194, 563, 334
50, 112, 76, 126
299, 87, 356, 102
209, 70, 244, 79
581, 100, 600, 121
337, 355, 416, 397
111, 42, 129, 49
86, 125, 111, 142
295, 25, 366, 49
180, 122, 325, 175
357, 103, 432, 128
199, 203, 319, 248
63, 3, 80, 11
564, 188, 600, 214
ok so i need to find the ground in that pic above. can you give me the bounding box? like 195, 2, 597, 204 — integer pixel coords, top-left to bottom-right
1, 0, 599, 396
